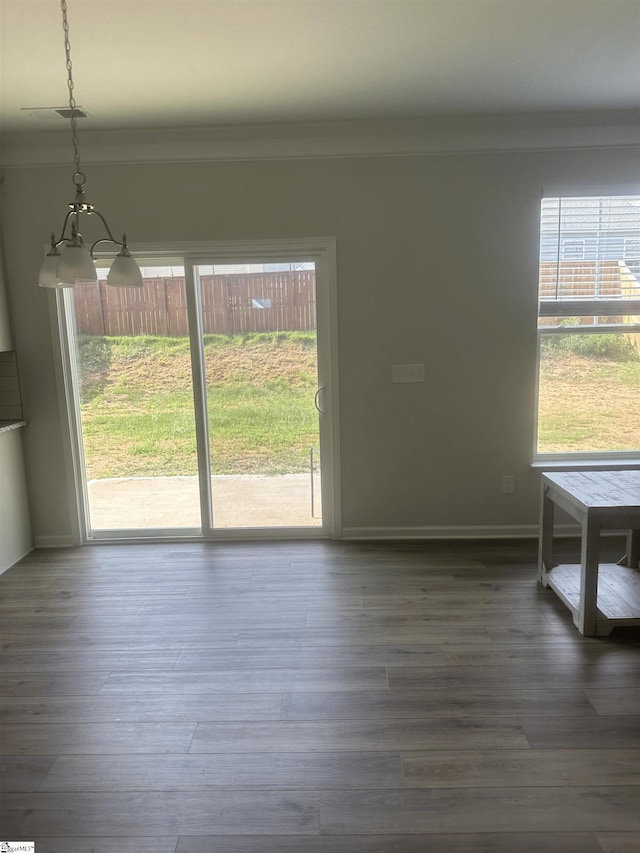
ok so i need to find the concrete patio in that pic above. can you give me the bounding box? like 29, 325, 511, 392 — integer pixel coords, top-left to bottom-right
86, 473, 322, 530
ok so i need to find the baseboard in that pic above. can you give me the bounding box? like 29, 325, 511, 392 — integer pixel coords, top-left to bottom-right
33, 535, 76, 549
341, 524, 582, 540
32, 525, 607, 546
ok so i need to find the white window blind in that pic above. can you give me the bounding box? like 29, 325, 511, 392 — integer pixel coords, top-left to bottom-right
539, 195, 640, 319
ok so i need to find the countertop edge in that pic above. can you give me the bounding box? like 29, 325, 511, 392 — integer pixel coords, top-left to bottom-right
0, 420, 27, 434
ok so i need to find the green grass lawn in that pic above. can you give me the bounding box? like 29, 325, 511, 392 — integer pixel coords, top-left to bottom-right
78, 332, 320, 479
78, 331, 640, 478
537, 336, 640, 453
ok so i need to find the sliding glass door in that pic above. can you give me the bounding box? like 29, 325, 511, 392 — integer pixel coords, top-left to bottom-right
69, 264, 201, 532
55, 240, 338, 540
191, 262, 322, 529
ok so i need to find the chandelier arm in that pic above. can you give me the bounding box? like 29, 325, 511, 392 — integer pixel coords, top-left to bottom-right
89, 210, 123, 247
90, 237, 123, 257
53, 209, 77, 245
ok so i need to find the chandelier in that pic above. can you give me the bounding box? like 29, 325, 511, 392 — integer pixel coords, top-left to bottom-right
38, 0, 142, 289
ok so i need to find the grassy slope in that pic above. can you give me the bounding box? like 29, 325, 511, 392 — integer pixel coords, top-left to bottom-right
78, 332, 640, 478
538, 349, 640, 452
79, 333, 319, 478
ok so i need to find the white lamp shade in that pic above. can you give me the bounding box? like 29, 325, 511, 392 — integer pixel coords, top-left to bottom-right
38, 253, 70, 288
107, 253, 144, 288
56, 244, 98, 286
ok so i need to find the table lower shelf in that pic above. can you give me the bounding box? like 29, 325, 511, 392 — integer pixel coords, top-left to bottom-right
543, 562, 640, 634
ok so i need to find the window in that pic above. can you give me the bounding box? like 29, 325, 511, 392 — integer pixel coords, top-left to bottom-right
536, 194, 640, 458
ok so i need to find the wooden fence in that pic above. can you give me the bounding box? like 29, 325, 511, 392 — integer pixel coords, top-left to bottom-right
539, 260, 640, 347
539, 260, 633, 300
73, 271, 316, 337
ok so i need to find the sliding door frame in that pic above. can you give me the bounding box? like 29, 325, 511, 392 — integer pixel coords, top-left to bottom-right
50, 237, 341, 543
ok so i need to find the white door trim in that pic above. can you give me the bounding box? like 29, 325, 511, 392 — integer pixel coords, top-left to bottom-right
50, 237, 341, 542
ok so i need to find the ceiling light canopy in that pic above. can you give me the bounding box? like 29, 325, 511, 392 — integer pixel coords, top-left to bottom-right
38, 0, 142, 290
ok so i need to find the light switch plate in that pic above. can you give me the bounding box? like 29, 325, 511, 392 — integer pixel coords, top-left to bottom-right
392, 363, 425, 383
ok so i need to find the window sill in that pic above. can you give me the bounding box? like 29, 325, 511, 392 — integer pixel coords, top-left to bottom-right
532, 457, 640, 471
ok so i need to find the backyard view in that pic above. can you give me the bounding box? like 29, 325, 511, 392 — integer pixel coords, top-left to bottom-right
78, 331, 320, 478
72, 263, 323, 531
77, 330, 640, 478
69, 219, 638, 530
537, 195, 640, 455
538, 332, 640, 453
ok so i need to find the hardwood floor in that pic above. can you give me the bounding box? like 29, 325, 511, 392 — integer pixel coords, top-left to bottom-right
1, 539, 639, 852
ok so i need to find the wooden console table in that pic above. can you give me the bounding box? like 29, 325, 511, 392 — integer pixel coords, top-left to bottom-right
538, 470, 640, 636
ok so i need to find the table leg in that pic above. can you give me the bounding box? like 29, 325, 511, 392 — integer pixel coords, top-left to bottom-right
575, 520, 600, 636
538, 486, 555, 586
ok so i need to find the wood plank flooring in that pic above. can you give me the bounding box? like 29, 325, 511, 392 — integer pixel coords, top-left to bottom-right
1, 538, 639, 852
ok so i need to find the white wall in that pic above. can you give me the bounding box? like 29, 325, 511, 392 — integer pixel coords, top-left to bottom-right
1, 141, 638, 543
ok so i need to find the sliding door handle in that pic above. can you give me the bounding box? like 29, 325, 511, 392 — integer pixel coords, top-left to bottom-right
314, 386, 326, 414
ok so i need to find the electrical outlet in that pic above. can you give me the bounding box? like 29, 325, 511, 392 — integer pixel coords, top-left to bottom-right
502, 475, 515, 494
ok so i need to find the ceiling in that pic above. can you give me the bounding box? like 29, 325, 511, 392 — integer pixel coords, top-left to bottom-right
0, 0, 639, 135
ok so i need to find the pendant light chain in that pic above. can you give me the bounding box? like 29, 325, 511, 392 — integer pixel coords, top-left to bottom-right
61, 0, 84, 188
38, 0, 143, 289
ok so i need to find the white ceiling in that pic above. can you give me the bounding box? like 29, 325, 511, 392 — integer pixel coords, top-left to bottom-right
0, 0, 639, 134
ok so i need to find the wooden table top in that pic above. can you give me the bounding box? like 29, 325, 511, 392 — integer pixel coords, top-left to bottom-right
542, 470, 640, 510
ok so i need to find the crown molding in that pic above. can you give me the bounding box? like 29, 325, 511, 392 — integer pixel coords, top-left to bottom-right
1, 111, 638, 168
